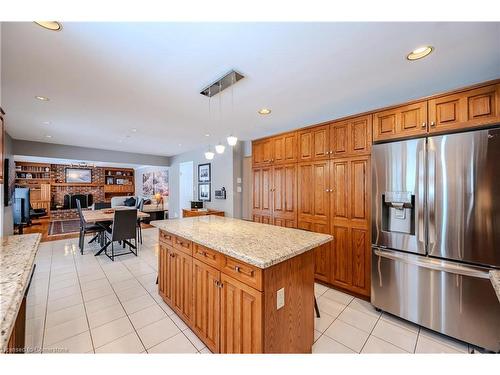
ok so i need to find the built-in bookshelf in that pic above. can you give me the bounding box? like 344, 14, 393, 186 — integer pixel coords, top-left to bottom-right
15, 162, 52, 188
103, 167, 135, 201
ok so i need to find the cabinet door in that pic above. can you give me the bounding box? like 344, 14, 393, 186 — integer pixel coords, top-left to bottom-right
273, 217, 296, 228
171, 248, 193, 324
373, 101, 427, 142
350, 227, 370, 295
159, 244, 174, 304
261, 167, 273, 217
273, 132, 297, 164
252, 142, 263, 166
299, 221, 331, 283
298, 161, 329, 224
428, 84, 500, 133
298, 130, 313, 161
252, 168, 262, 212
350, 115, 372, 155
193, 259, 220, 353
330, 121, 349, 157
330, 159, 349, 224
220, 273, 263, 353
350, 157, 370, 228
331, 225, 352, 288
252, 139, 273, 166
272, 164, 297, 225
313, 125, 330, 159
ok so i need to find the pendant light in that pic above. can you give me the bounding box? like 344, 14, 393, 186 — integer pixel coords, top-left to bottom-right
227, 72, 238, 146
205, 146, 215, 160
215, 143, 225, 154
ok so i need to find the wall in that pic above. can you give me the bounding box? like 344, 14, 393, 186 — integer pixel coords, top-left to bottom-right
13, 139, 170, 167
169, 144, 243, 219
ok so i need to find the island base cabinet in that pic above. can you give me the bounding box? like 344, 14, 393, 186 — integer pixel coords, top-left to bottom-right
193, 259, 220, 353
220, 273, 263, 353
172, 248, 193, 324
6, 295, 26, 353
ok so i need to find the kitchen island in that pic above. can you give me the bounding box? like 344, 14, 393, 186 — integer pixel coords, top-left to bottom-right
151, 216, 332, 353
1, 234, 41, 353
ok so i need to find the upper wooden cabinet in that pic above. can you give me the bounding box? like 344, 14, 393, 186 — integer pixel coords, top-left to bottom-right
330, 115, 372, 157
298, 125, 330, 161
253, 132, 297, 166
272, 132, 297, 164
428, 84, 500, 133
373, 101, 428, 142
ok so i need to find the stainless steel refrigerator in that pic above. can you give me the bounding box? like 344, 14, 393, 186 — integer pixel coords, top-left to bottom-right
371, 127, 500, 352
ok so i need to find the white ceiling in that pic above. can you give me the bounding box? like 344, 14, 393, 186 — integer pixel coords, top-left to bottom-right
2, 22, 499, 157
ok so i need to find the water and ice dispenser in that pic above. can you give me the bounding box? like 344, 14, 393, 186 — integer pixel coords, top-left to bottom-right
381, 192, 415, 235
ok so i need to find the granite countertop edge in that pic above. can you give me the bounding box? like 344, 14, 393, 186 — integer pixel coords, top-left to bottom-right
151, 219, 333, 269
0, 234, 41, 354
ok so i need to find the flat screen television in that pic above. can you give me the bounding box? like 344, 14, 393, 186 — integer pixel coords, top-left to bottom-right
66, 168, 92, 183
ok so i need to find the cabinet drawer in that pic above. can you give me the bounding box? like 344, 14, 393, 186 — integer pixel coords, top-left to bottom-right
159, 230, 174, 246
193, 243, 224, 270
222, 256, 263, 291
173, 235, 192, 256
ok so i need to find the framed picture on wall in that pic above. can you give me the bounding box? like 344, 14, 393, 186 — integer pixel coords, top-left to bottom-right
198, 183, 211, 202
198, 163, 211, 183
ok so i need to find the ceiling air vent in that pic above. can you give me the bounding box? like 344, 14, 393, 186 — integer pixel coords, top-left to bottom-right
200, 70, 244, 97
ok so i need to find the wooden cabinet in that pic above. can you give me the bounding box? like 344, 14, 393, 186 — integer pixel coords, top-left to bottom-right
298, 221, 331, 283
157, 230, 316, 353
272, 132, 297, 164
252, 164, 297, 228
428, 84, 500, 133
171, 247, 193, 324
373, 101, 428, 142
220, 273, 263, 353
297, 161, 329, 225
330, 115, 372, 157
252, 138, 273, 166
298, 125, 330, 161
329, 156, 370, 296
193, 259, 220, 353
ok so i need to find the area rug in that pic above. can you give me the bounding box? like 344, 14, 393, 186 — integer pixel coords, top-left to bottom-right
48, 219, 81, 236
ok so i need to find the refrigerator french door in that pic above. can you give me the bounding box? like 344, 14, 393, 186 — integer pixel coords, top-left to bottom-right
371, 128, 500, 352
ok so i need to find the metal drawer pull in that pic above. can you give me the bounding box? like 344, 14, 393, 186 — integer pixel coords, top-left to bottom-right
235, 265, 241, 272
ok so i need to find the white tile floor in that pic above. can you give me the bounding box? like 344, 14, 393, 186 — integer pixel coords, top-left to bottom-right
25, 228, 477, 354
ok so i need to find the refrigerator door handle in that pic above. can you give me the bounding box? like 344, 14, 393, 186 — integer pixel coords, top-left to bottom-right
373, 248, 491, 279
427, 144, 436, 251
417, 146, 426, 252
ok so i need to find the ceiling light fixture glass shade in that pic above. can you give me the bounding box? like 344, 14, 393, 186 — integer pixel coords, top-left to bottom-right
258, 108, 271, 115
205, 146, 215, 160
407, 46, 433, 61
34, 21, 62, 31
215, 143, 226, 154
35, 96, 49, 101
227, 135, 238, 146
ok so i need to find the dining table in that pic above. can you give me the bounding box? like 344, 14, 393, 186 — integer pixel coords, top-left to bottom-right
82, 208, 150, 256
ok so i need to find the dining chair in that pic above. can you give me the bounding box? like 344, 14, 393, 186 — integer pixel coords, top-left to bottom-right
136, 198, 145, 244
76, 199, 105, 254
103, 209, 138, 261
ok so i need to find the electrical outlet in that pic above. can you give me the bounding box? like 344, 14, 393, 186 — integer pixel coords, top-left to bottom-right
237, 186, 242, 193
276, 287, 285, 310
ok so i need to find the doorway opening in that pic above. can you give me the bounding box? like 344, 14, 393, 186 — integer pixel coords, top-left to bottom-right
179, 161, 194, 217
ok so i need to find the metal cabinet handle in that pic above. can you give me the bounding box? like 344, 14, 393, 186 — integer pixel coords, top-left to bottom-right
234, 265, 241, 272
421, 122, 426, 128
430, 121, 436, 127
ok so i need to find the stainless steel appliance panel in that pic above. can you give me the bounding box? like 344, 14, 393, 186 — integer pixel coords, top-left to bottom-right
372, 139, 426, 254
371, 247, 500, 352
428, 129, 500, 267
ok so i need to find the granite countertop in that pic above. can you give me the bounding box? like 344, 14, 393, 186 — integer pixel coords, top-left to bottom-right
151, 216, 332, 269
490, 270, 500, 303
0, 234, 41, 353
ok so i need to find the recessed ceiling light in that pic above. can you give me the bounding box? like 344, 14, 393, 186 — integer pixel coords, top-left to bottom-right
42, 121, 51, 125
35, 96, 49, 101
131, 128, 137, 132
45, 135, 52, 138
258, 108, 272, 115
34, 21, 62, 31
407, 46, 433, 61
205, 134, 210, 137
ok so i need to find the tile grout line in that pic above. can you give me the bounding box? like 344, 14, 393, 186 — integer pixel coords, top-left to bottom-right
73, 241, 99, 353
40, 242, 55, 353
93, 247, 149, 353
358, 307, 382, 353
413, 327, 421, 353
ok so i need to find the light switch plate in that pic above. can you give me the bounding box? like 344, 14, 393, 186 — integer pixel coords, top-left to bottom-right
237, 186, 242, 192
277, 287, 285, 310
237, 177, 242, 183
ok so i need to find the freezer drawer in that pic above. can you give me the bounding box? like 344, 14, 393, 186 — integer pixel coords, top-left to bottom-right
371, 247, 500, 352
